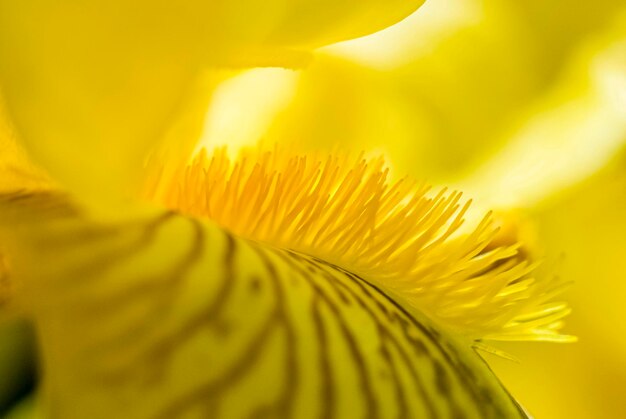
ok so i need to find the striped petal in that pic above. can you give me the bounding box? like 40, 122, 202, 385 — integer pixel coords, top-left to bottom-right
0, 192, 527, 418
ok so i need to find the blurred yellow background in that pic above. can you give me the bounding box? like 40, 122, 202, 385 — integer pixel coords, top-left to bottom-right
196, 0, 626, 417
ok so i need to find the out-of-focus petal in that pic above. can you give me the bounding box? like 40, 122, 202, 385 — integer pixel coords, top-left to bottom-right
264, 0, 425, 48
0, 320, 35, 415
0, 94, 50, 193
1, 101, 47, 417
488, 150, 626, 418
0, 0, 221, 203
458, 14, 626, 208
0, 193, 528, 419
0, 0, 426, 203
262, 1, 547, 180
259, 1, 626, 189
3, 396, 37, 419
512, 0, 625, 76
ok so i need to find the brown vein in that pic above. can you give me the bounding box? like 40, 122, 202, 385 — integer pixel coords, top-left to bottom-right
290, 250, 445, 417
155, 314, 281, 419
90, 217, 207, 371
144, 231, 238, 369
264, 246, 379, 419
327, 262, 513, 417
378, 341, 409, 419
311, 295, 336, 419
44, 212, 177, 289
289, 252, 439, 417
0, 190, 79, 219
247, 245, 299, 419
155, 237, 284, 419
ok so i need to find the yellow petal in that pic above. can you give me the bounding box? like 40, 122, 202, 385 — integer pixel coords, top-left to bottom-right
1, 193, 527, 418
261, 1, 545, 180
0, 2, 227, 203
261, 1, 626, 189
264, 0, 426, 48
0, 0, 426, 203
0, 93, 50, 193
147, 146, 572, 343
490, 149, 626, 419
459, 12, 626, 208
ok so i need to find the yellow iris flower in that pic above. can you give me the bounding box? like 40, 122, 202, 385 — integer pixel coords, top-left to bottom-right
208, 1, 624, 418
0, 1, 581, 418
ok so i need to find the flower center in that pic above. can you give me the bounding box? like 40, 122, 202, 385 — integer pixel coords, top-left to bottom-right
142, 146, 573, 343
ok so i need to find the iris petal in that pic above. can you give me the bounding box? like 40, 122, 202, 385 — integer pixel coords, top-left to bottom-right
0, 193, 527, 418
0, 0, 426, 204
0, 95, 50, 193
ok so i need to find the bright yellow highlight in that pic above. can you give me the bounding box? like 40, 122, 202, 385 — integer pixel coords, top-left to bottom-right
0, 95, 50, 194
196, 68, 300, 156
459, 32, 626, 208
144, 147, 573, 343
327, 0, 481, 70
